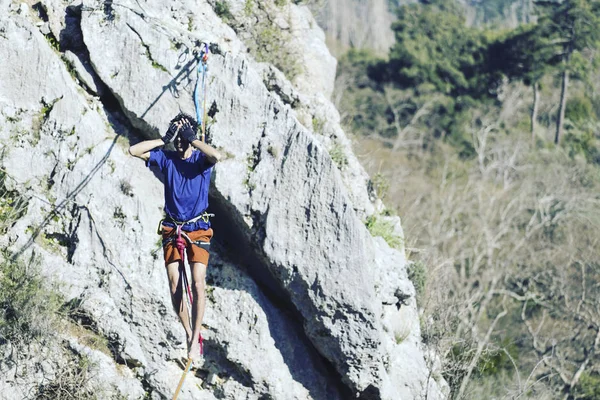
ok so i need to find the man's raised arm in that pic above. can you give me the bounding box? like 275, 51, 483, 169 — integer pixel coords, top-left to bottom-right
190, 139, 222, 165
129, 124, 179, 161
129, 139, 164, 161
178, 120, 222, 164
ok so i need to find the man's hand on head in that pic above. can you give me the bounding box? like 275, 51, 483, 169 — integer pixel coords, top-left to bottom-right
180, 119, 197, 143
162, 122, 179, 144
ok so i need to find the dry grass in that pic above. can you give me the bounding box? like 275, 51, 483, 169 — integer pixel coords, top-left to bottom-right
351, 113, 600, 398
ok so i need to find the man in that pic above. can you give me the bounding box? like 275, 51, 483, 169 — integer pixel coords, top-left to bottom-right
129, 113, 222, 361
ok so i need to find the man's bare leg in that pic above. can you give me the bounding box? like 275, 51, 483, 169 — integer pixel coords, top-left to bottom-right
166, 262, 193, 347
188, 262, 207, 360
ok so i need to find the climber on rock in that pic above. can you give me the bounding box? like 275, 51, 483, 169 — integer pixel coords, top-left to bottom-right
129, 112, 221, 361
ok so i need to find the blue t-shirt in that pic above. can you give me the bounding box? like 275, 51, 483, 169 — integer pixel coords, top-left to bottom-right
147, 149, 213, 231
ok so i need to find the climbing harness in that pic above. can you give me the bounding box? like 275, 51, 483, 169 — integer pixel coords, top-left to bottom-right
170, 43, 211, 400
161, 211, 214, 336
157, 211, 214, 235
160, 213, 213, 290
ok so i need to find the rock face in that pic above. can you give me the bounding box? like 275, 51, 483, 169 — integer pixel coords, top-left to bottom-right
461, 0, 538, 27
311, 0, 394, 55
0, 0, 447, 399
310, 0, 397, 56
311, 0, 538, 57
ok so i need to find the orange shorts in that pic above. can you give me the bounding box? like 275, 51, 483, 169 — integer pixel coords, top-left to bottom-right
161, 225, 213, 266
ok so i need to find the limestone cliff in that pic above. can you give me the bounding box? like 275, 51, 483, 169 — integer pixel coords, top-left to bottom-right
309, 0, 397, 56
310, 0, 538, 57
0, 0, 447, 398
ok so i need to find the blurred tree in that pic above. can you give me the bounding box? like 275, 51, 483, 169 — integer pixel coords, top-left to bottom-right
490, 24, 552, 141
488, 0, 600, 144
387, 0, 493, 97
536, 0, 600, 144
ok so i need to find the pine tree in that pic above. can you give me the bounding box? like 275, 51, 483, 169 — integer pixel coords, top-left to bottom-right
387, 0, 490, 97
492, 0, 600, 144
490, 24, 551, 141
538, 0, 600, 144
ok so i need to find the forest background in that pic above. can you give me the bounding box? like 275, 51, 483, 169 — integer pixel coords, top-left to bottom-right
331, 0, 600, 398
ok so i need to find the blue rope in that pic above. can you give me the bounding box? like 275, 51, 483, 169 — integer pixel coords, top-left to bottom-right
194, 44, 209, 139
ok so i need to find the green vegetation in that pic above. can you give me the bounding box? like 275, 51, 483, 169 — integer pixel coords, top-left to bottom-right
340, 0, 600, 152
244, 0, 254, 16
490, 0, 600, 143
61, 55, 78, 81
394, 327, 410, 345
41, 98, 58, 118
31, 98, 61, 145
138, 38, 168, 72
243, 151, 258, 191
468, 0, 526, 26
41, 232, 71, 254
214, 1, 233, 21
151, 59, 168, 72
213, 0, 302, 80
0, 170, 110, 398
0, 253, 63, 346
365, 215, 402, 249
337, 0, 600, 398
328, 142, 348, 170
243, 179, 256, 191
370, 173, 389, 201
407, 261, 426, 300
0, 177, 61, 347
44, 34, 60, 52
312, 116, 325, 134
566, 95, 595, 123
385, 1, 493, 97
35, 353, 97, 399
253, 23, 302, 80
206, 285, 216, 303
574, 373, 600, 400
0, 170, 28, 234
65, 320, 111, 357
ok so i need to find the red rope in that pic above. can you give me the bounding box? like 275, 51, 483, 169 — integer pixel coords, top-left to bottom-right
176, 226, 203, 357
177, 226, 193, 305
